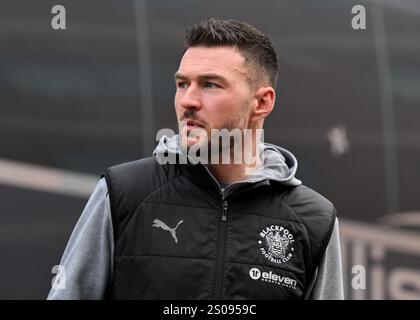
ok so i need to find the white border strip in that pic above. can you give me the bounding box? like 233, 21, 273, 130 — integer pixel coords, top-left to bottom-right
340, 218, 420, 255
0, 158, 97, 198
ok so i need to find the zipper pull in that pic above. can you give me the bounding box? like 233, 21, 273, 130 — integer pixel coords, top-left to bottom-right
222, 201, 228, 221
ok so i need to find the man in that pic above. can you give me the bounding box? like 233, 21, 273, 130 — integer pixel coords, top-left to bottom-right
48, 18, 343, 300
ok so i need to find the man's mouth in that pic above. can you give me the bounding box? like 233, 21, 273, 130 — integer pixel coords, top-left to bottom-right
185, 120, 205, 130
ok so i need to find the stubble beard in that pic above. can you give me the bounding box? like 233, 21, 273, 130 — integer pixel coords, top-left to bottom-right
178, 110, 250, 164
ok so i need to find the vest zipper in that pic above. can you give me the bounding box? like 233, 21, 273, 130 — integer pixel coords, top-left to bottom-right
214, 193, 228, 299
222, 200, 228, 221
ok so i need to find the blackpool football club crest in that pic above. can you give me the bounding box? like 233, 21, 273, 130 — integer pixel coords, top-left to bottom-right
258, 225, 295, 264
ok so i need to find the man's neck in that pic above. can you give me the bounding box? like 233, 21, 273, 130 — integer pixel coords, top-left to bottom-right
203, 126, 264, 184
206, 154, 262, 184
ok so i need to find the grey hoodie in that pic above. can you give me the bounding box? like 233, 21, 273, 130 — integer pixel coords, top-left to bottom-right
47, 135, 344, 300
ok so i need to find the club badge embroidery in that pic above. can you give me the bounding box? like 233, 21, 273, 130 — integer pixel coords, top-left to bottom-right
258, 225, 295, 264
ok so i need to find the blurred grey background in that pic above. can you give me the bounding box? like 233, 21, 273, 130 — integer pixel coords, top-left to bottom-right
1, 0, 420, 299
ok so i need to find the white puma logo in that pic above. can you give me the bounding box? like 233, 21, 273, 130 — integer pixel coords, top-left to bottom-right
152, 219, 183, 243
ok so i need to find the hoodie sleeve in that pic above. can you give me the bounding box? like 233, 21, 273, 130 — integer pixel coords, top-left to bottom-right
304, 217, 344, 300
47, 178, 113, 300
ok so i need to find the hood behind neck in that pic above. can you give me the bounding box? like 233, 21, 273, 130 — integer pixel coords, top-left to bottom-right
153, 134, 302, 187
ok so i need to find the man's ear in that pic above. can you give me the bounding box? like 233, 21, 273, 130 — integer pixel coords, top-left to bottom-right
250, 86, 276, 122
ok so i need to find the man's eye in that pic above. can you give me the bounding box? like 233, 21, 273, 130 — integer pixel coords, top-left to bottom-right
177, 82, 188, 89
204, 82, 220, 89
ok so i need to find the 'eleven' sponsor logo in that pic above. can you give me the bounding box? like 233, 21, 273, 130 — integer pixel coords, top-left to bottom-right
249, 267, 297, 290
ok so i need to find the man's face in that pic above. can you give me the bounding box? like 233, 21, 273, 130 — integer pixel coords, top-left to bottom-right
174, 46, 255, 151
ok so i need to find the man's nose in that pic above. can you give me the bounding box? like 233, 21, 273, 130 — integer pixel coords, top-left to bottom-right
180, 85, 202, 110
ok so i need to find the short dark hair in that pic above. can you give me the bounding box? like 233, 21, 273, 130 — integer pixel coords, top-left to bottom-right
184, 18, 278, 88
